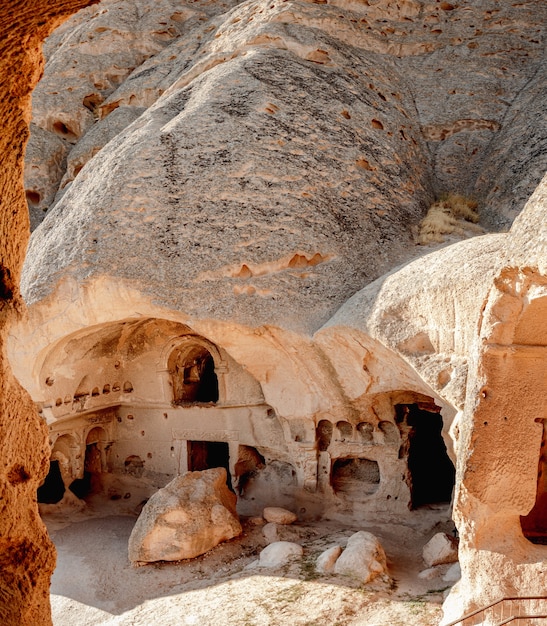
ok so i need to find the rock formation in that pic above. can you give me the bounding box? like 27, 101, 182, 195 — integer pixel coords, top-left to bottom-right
0, 1, 97, 624
333, 531, 388, 583
128, 467, 242, 563
0, 0, 545, 623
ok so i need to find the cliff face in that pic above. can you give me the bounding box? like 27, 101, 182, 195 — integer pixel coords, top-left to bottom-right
3, 0, 547, 624
21, 0, 546, 333
0, 2, 97, 624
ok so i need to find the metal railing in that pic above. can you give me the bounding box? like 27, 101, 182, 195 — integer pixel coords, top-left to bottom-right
444, 597, 547, 626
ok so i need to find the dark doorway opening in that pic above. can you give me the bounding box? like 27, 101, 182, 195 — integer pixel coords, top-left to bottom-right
170, 344, 219, 405
37, 460, 65, 504
69, 428, 106, 500
187, 440, 232, 490
521, 420, 547, 544
396, 403, 455, 509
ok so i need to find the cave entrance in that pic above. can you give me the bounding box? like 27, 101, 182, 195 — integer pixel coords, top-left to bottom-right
396, 404, 455, 509
331, 457, 380, 498
69, 427, 107, 499
37, 460, 65, 504
187, 440, 232, 490
521, 420, 547, 544
169, 343, 219, 405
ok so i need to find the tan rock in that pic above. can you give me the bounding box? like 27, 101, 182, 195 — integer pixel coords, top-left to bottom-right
422, 533, 458, 567
333, 531, 388, 583
262, 522, 278, 544
128, 468, 241, 564
316, 545, 342, 574
258, 541, 303, 568
263, 507, 297, 525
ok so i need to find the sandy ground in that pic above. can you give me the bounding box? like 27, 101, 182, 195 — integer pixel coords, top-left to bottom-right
43, 495, 456, 626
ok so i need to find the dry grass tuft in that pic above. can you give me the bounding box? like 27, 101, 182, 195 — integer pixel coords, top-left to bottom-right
418, 193, 480, 244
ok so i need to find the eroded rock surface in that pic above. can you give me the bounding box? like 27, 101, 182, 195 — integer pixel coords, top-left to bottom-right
258, 541, 303, 568
333, 531, 388, 583
128, 468, 242, 563
422, 532, 458, 567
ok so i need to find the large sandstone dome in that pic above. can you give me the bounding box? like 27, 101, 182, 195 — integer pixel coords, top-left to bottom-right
21, 0, 546, 332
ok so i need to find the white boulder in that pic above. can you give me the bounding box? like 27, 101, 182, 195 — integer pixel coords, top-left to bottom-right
259, 541, 303, 568
316, 545, 343, 573
128, 468, 241, 564
262, 522, 278, 544
422, 532, 459, 567
333, 531, 388, 583
443, 562, 462, 582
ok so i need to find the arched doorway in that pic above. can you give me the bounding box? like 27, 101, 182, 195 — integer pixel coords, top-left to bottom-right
168, 343, 219, 405
69, 427, 108, 499
37, 460, 65, 504
396, 403, 455, 509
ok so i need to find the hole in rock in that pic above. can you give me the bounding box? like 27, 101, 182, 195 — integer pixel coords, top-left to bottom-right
357, 422, 373, 442
52, 120, 78, 141
187, 440, 232, 490
69, 427, 107, 500
332, 458, 380, 497
169, 344, 218, 404
336, 420, 353, 441
396, 404, 455, 509
37, 460, 65, 504
25, 190, 41, 205
235, 445, 265, 495
316, 419, 333, 451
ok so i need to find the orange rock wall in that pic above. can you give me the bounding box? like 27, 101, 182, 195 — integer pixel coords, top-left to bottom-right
0, 2, 96, 623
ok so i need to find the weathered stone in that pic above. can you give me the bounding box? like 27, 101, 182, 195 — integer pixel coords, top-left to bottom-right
128, 468, 241, 564
263, 507, 297, 525
316, 545, 342, 574
262, 522, 278, 544
443, 562, 461, 583
333, 531, 388, 583
258, 541, 303, 568
422, 533, 459, 567
418, 567, 440, 581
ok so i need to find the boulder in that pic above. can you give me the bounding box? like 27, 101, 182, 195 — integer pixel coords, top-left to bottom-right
443, 562, 462, 583
128, 468, 241, 564
263, 507, 298, 525
262, 522, 278, 544
333, 531, 388, 583
418, 567, 440, 581
258, 541, 303, 568
422, 533, 459, 567
316, 545, 342, 574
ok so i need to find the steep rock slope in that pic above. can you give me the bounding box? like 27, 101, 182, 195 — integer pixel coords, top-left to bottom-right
22, 0, 546, 333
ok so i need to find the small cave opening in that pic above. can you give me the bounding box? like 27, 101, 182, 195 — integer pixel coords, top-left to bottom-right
25, 190, 41, 206
70, 428, 107, 500
331, 457, 380, 498
169, 343, 219, 405
234, 445, 265, 496
316, 419, 333, 451
52, 120, 78, 141
521, 420, 547, 545
396, 403, 455, 509
187, 440, 232, 490
37, 460, 65, 504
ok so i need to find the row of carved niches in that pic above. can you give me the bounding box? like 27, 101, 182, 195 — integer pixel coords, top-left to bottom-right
316, 419, 399, 451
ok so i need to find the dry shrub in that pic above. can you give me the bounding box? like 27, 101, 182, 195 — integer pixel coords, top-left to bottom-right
418, 194, 479, 244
